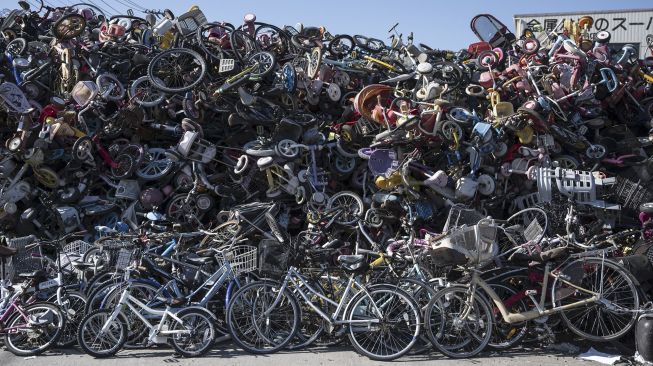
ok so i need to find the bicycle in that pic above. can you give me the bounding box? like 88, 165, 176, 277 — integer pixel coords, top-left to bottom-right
0, 242, 66, 356
226, 237, 421, 361
424, 216, 640, 358
77, 261, 218, 358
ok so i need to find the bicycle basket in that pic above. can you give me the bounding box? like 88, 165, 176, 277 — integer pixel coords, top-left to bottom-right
442, 204, 485, 232
257, 239, 289, 276
62, 240, 92, 257
430, 220, 498, 266
114, 248, 134, 271
175, 8, 207, 36
216, 245, 257, 275
4, 235, 40, 281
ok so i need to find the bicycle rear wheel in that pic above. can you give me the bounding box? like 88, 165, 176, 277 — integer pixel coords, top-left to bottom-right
553, 257, 639, 342
170, 308, 216, 357
424, 285, 493, 358
227, 280, 299, 354
346, 285, 421, 361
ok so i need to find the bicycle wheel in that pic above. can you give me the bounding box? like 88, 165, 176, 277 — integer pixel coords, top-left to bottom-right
136, 147, 174, 180
96, 73, 125, 101
346, 284, 420, 361
328, 35, 354, 57
227, 280, 300, 354
394, 278, 437, 354
326, 191, 364, 225
48, 291, 87, 347
425, 285, 493, 358
230, 30, 257, 61
147, 48, 207, 93
553, 257, 639, 342
129, 76, 165, 107
4, 302, 66, 356
77, 309, 128, 358
486, 283, 529, 350
247, 51, 276, 78
170, 308, 216, 357
286, 278, 326, 350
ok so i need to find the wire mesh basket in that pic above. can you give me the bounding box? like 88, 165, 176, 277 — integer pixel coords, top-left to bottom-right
4, 235, 40, 281
430, 219, 498, 266
114, 248, 134, 271
63, 240, 92, 256
215, 245, 257, 275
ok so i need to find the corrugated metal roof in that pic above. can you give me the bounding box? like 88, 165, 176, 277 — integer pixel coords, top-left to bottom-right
514, 8, 653, 18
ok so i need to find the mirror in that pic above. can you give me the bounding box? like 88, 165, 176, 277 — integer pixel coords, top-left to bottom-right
470, 14, 516, 49
18, 1, 30, 11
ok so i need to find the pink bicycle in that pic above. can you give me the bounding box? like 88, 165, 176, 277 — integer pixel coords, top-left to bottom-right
0, 244, 66, 356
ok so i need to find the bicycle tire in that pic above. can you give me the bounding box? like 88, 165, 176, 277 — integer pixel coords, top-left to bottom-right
553, 257, 639, 342
77, 309, 128, 357
147, 48, 207, 93
227, 280, 300, 354
4, 302, 66, 356
346, 284, 421, 361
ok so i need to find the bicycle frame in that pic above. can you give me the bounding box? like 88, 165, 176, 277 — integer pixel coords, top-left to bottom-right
469, 258, 601, 323
102, 281, 191, 342
267, 266, 382, 327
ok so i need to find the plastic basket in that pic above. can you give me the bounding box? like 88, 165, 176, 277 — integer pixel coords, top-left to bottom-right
175, 8, 207, 36
431, 219, 498, 266
611, 177, 653, 213
443, 205, 485, 232
216, 245, 257, 275
219, 59, 236, 73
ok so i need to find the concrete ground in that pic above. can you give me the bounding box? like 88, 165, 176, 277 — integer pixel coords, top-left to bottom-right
0, 344, 607, 366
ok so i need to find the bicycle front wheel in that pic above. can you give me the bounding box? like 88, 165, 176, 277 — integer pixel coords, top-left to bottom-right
553, 257, 639, 342
4, 302, 66, 356
425, 285, 493, 358
227, 280, 300, 354
346, 285, 421, 361
77, 309, 128, 358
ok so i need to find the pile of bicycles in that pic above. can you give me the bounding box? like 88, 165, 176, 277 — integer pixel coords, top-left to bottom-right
1, 0, 653, 361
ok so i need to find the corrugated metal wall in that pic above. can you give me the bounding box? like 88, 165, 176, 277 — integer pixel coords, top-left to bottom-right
514, 9, 653, 58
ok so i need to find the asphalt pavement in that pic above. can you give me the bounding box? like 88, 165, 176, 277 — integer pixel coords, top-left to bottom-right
0, 345, 602, 366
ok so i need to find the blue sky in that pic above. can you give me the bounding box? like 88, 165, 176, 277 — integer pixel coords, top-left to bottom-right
25, 0, 653, 50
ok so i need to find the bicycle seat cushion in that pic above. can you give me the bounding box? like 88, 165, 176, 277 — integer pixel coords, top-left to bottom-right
337, 254, 368, 272
0, 245, 17, 258
186, 256, 215, 266
17, 270, 47, 279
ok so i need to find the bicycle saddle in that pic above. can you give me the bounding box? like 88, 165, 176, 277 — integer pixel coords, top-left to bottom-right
337, 254, 368, 272
186, 255, 216, 266
17, 270, 47, 279
0, 245, 17, 258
